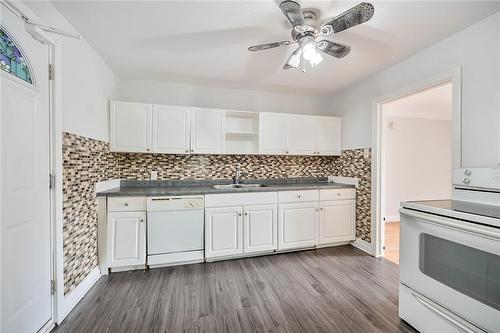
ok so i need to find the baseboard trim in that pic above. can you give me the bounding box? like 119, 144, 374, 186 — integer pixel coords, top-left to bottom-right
60, 267, 101, 323
350, 238, 374, 256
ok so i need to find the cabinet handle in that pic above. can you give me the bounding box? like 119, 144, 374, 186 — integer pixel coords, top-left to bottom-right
185, 149, 189, 153
124, 202, 129, 206
297, 195, 301, 199
244, 213, 248, 216
238, 213, 242, 216
320, 208, 324, 211
140, 219, 144, 223
146, 148, 150, 151
285, 151, 289, 154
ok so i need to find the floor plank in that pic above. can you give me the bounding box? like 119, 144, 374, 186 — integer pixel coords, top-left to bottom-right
53, 246, 416, 333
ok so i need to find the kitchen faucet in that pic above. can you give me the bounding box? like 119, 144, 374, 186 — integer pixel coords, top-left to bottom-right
233, 167, 246, 185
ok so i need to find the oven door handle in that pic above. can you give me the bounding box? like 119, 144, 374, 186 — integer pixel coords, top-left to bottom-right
411, 292, 487, 333
400, 208, 500, 241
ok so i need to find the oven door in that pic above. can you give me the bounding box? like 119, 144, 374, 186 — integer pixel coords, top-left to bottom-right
400, 208, 500, 331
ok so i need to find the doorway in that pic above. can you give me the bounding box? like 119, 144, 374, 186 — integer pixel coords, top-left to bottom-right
1, 3, 54, 332
379, 83, 454, 264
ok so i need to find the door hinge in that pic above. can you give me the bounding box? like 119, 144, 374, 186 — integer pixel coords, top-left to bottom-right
50, 280, 56, 295
48, 64, 54, 80
49, 173, 56, 189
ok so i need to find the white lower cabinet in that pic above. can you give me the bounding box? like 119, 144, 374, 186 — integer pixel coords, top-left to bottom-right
107, 211, 146, 267
278, 202, 319, 250
205, 206, 243, 258
318, 200, 356, 244
243, 204, 277, 254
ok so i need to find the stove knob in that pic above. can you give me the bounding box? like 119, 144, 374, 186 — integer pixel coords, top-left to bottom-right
464, 169, 472, 176
463, 177, 470, 184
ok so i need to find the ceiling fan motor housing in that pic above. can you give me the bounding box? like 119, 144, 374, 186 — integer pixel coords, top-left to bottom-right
291, 9, 320, 40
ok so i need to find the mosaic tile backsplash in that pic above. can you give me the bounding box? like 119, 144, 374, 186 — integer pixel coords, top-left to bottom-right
63, 132, 372, 294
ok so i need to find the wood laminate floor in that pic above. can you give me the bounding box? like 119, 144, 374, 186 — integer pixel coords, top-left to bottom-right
53, 246, 416, 333
384, 222, 400, 265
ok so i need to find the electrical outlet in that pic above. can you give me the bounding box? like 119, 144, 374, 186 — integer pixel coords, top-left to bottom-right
150, 171, 158, 180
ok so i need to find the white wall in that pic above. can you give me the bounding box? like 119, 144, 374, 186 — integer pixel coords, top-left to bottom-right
25, 1, 119, 142
119, 78, 331, 115
330, 12, 500, 168
382, 116, 452, 222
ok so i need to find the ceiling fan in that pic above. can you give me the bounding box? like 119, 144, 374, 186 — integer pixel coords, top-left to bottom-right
248, 1, 374, 71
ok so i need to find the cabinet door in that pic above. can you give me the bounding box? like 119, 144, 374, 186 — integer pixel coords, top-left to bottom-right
110, 101, 152, 152
259, 113, 288, 154
152, 105, 190, 154
319, 200, 356, 244
278, 202, 319, 250
243, 204, 277, 254
287, 114, 317, 155
205, 207, 243, 258
190, 107, 225, 154
316, 116, 341, 156
107, 211, 146, 267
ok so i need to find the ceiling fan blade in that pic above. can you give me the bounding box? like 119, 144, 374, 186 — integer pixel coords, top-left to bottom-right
321, 2, 374, 35
279, 0, 305, 31
317, 40, 351, 58
248, 41, 293, 52
283, 46, 303, 70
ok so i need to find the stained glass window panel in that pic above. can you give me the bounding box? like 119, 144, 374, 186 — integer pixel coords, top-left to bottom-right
0, 27, 33, 84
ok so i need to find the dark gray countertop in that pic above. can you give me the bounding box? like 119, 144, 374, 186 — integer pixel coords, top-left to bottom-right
96, 177, 355, 197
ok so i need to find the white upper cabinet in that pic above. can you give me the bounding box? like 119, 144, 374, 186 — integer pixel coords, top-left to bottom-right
190, 107, 225, 154
110, 101, 341, 156
316, 116, 341, 155
287, 114, 317, 155
110, 101, 152, 152
259, 112, 288, 154
152, 105, 190, 154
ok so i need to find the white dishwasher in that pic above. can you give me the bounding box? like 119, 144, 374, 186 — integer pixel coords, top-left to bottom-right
147, 196, 204, 267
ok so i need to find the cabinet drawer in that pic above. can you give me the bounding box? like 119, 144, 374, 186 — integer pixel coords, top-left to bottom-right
205, 192, 277, 208
108, 196, 147, 212
278, 190, 319, 203
320, 189, 356, 201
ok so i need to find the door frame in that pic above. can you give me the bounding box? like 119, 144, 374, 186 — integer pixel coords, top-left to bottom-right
2, 1, 64, 329
370, 67, 462, 257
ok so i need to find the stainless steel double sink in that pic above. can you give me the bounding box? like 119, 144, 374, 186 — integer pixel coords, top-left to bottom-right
212, 184, 268, 190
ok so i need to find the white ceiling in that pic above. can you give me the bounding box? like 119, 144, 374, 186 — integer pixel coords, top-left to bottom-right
51, 1, 500, 96
383, 82, 452, 120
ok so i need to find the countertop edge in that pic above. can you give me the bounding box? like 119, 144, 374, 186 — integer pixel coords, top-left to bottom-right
96, 183, 356, 197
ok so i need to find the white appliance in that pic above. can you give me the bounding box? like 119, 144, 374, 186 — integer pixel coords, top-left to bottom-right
147, 196, 204, 267
399, 187, 500, 333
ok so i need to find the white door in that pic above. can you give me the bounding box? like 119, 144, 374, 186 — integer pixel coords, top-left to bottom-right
205, 207, 242, 258
1, 7, 52, 333
190, 107, 224, 154
259, 113, 288, 154
287, 114, 317, 155
243, 205, 277, 254
107, 212, 146, 267
278, 202, 319, 250
318, 200, 356, 244
316, 117, 341, 156
110, 101, 152, 152
152, 104, 190, 154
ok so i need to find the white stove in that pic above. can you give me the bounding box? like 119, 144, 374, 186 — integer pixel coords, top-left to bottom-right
399, 169, 500, 333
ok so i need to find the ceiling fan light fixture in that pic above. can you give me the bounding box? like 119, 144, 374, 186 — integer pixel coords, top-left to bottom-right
309, 52, 323, 67
288, 50, 302, 68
